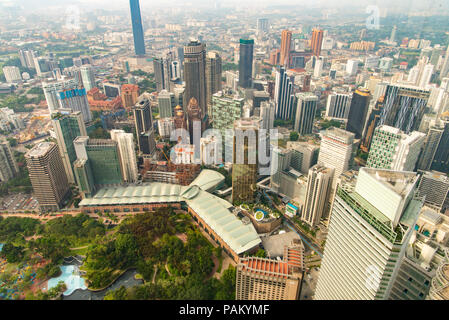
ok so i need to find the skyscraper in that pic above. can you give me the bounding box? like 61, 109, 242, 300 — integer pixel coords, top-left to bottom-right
74, 136, 123, 186
80, 65, 96, 92
366, 125, 425, 172
51, 110, 87, 184
206, 51, 222, 116
111, 130, 138, 183
417, 171, 449, 212
346, 87, 371, 139
236, 239, 304, 300
153, 57, 171, 92
315, 168, 422, 300
256, 18, 269, 34
417, 121, 444, 171
311, 28, 324, 57
303, 164, 333, 227
0, 140, 18, 183
42, 78, 92, 122
360, 97, 384, 153
280, 30, 292, 68
158, 90, 175, 119
129, 0, 146, 56
232, 117, 261, 204
274, 67, 296, 120
379, 84, 430, 134
294, 93, 318, 135
121, 84, 139, 110
183, 40, 207, 119
133, 96, 156, 156
325, 91, 352, 120
238, 39, 254, 89
431, 117, 449, 173
26, 142, 70, 212
318, 127, 355, 189
439, 45, 449, 80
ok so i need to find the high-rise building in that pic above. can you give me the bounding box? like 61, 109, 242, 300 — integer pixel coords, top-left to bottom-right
74, 136, 123, 186
25, 142, 70, 212
80, 65, 96, 92
236, 239, 304, 300
417, 171, 449, 212
42, 78, 92, 122
326, 91, 352, 120
257, 18, 269, 34
51, 110, 87, 184
417, 121, 444, 171
318, 127, 355, 188
390, 25, 397, 43
132, 96, 156, 156
129, 0, 146, 55
232, 117, 261, 204
274, 67, 296, 120
346, 87, 371, 139
121, 84, 139, 110
367, 125, 425, 171
428, 249, 449, 300
158, 90, 175, 119
206, 51, 222, 116
311, 28, 324, 57
238, 39, 254, 89
0, 140, 18, 183
315, 168, 422, 300
183, 40, 207, 118
360, 97, 384, 153
280, 30, 292, 68
2, 66, 22, 83
379, 84, 430, 134
431, 117, 449, 174
346, 59, 359, 76
440, 45, 449, 80
18, 49, 36, 69
158, 117, 175, 140
186, 97, 204, 145
286, 141, 320, 175
110, 130, 138, 183
153, 57, 171, 92
211, 91, 244, 136
259, 101, 276, 131
294, 93, 318, 135
303, 164, 333, 227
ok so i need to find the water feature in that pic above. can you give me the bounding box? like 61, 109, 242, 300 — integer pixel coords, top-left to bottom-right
63, 269, 143, 300
47, 265, 87, 296
0, 243, 3, 252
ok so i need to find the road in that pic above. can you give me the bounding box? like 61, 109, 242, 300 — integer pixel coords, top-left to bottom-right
283, 217, 323, 258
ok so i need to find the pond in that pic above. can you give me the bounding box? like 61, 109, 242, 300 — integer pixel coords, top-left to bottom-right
63, 269, 143, 300
47, 264, 87, 296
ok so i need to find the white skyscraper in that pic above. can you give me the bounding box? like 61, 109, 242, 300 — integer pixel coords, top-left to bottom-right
325, 91, 352, 120
294, 93, 318, 135
110, 129, 138, 183
366, 125, 426, 172
346, 59, 358, 76
315, 168, 423, 300
318, 127, 355, 189
259, 101, 276, 131
313, 58, 323, 78
303, 164, 334, 227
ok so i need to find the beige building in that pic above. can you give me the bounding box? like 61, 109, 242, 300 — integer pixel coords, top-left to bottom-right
236, 239, 305, 300
25, 142, 70, 212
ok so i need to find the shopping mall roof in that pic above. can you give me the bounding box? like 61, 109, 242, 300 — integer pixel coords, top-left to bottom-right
79, 170, 261, 255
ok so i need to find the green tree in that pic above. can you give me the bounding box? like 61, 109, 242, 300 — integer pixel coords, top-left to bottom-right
289, 131, 299, 141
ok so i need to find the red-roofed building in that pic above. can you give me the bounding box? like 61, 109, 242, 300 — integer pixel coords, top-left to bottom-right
236, 239, 305, 300
87, 87, 123, 111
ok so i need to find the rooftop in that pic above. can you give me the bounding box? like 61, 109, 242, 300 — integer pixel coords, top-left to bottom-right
26, 142, 55, 158
361, 168, 418, 198
79, 170, 261, 255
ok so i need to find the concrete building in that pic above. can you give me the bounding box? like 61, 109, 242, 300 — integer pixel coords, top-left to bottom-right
286, 141, 319, 175
303, 164, 333, 227
318, 127, 355, 189
80, 65, 96, 92
111, 130, 139, 183
158, 90, 175, 119
2, 66, 21, 83
417, 171, 449, 212
206, 51, 222, 116
315, 168, 423, 300
133, 96, 156, 156
326, 91, 352, 120
0, 140, 18, 183
366, 125, 425, 172
294, 93, 318, 135
121, 84, 139, 110
346, 87, 371, 139
236, 239, 304, 300
183, 40, 207, 118
259, 100, 276, 131
25, 142, 70, 212
275, 66, 296, 120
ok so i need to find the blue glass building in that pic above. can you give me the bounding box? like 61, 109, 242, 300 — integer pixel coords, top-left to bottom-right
129, 0, 146, 56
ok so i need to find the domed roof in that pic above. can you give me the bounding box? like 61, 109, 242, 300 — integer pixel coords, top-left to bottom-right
175, 105, 182, 111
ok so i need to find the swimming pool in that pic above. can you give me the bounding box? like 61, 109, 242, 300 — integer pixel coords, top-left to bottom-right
0, 243, 3, 252
47, 265, 87, 296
